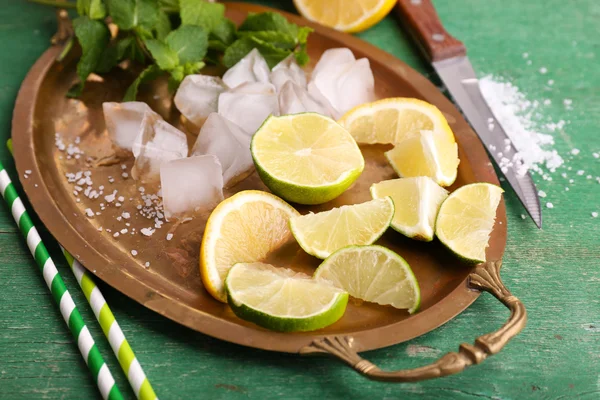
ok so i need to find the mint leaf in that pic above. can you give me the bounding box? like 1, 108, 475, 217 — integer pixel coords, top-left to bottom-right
123, 65, 162, 101
169, 66, 185, 91
77, 0, 107, 20
294, 46, 309, 66
222, 37, 255, 68
154, 9, 172, 40
239, 12, 297, 37
158, 0, 179, 13
70, 16, 110, 96
247, 37, 290, 68
145, 38, 179, 70
208, 40, 227, 52
165, 25, 208, 64
223, 36, 290, 69
237, 31, 296, 50
210, 18, 236, 46
183, 61, 205, 76
297, 26, 313, 44
180, 0, 225, 32
105, 0, 159, 31
96, 36, 136, 73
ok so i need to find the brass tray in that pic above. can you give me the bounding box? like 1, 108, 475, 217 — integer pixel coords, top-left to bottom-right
11, 3, 525, 382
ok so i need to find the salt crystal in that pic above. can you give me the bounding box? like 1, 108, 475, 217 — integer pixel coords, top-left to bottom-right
543, 99, 551, 106
563, 99, 572, 106
587, 175, 592, 179
569, 179, 574, 183
113, 232, 120, 237
520, 214, 526, 219
479, 75, 565, 173
97, 227, 103, 232
546, 202, 554, 209
120, 229, 128, 234
522, 52, 529, 58
84, 208, 94, 217
122, 212, 130, 219
539, 67, 548, 74
565, 187, 569, 191
122, 172, 129, 178
131, 250, 138, 256
104, 190, 117, 203
548, 79, 554, 85
592, 212, 598, 218
174, 75, 227, 126
166, 233, 174, 241
538, 190, 546, 198
141, 227, 155, 237
577, 170, 584, 176
144, 262, 150, 268
118, 196, 125, 202
121, 164, 127, 170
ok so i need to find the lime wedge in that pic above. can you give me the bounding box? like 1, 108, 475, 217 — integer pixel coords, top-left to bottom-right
251, 113, 364, 205
225, 262, 349, 332
370, 177, 448, 241
290, 197, 394, 259
435, 183, 504, 263
314, 245, 420, 313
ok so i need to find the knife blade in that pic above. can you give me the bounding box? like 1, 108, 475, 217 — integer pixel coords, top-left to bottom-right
396, 0, 542, 228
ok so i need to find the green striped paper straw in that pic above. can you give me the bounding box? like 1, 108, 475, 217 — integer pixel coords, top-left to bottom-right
62, 249, 158, 400
0, 161, 124, 400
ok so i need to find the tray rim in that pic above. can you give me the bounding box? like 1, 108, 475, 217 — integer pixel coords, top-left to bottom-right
11, 2, 506, 354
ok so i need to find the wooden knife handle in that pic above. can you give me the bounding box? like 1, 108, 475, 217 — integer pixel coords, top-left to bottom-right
396, 0, 466, 62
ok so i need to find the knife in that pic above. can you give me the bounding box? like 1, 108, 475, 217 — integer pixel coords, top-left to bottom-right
396, 0, 542, 228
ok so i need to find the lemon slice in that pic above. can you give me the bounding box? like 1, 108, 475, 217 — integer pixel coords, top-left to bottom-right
290, 197, 394, 259
385, 129, 459, 187
338, 98, 456, 145
225, 262, 348, 332
314, 245, 420, 313
435, 183, 504, 263
293, 0, 397, 33
251, 113, 364, 205
370, 177, 448, 241
200, 190, 300, 302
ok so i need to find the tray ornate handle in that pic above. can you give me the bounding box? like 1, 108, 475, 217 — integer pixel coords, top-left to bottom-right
300, 260, 526, 382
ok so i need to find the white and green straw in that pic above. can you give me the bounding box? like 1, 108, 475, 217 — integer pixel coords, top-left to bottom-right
61, 249, 158, 400
0, 160, 124, 400
6, 140, 157, 400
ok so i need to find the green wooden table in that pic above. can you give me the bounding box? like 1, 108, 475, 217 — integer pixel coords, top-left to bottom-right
1, 1, 599, 398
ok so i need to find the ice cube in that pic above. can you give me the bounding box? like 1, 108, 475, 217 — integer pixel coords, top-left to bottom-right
279, 81, 331, 116
191, 113, 254, 187
132, 118, 189, 183
222, 48, 271, 89
174, 75, 227, 127
308, 49, 375, 119
270, 54, 307, 92
160, 155, 224, 221
103, 102, 162, 151
218, 82, 279, 135
310, 48, 356, 78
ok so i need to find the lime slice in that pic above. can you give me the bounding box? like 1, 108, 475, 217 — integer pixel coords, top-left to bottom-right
200, 190, 300, 302
370, 177, 448, 241
338, 97, 456, 144
385, 129, 459, 187
225, 262, 349, 332
290, 197, 394, 259
314, 245, 420, 313
251, 113, 365, 205
435, 183, 504, 263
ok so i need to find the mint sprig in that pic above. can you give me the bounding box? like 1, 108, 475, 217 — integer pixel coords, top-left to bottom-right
55, 0, 313, 100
